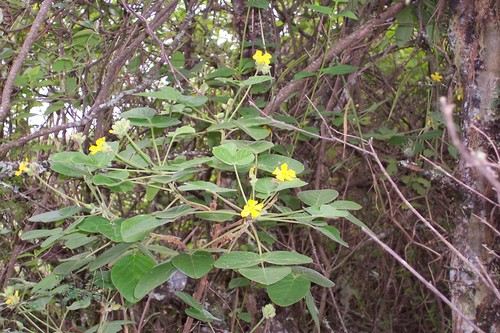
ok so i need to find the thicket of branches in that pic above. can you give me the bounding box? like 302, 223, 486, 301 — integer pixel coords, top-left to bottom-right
1, 0, 498, 332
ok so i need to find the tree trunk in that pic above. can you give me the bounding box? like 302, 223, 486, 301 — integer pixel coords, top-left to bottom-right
449, 0, 500, 332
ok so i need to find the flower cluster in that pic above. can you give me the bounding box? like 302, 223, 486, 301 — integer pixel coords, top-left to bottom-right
2, 288, 20, 308
109, 118, 131, 138
15, 159, 29, 176
430, 72, 443, 82
253, 50, 272, 65
262, 304, 276, 319
272, 163, 296, 182
89, 137, 111, 155
241, 199, 264, 219
253, 50, 272, 74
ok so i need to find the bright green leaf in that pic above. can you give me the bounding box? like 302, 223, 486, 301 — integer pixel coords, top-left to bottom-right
111, 253, 156, 302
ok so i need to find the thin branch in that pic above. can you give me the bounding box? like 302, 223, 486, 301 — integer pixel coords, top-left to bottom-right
361, 227, 485, 333
0, 0, 54, 123
440, 97, 500, 203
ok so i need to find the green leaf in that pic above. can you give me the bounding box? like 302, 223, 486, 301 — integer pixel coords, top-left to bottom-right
153, 204, 197, 219
238, 266, 291, 285
78, 216, 123, 242
294, 71, 316, 80
298, 190, 339, 206
52, 58, 73, 72
170, 125, 196, 136
172, 251, 214, 279
134, 87, 181, 101
267, 273, 311, 306
128, 115, 181, 128
255, 178, 278, 196
89, 243, 131, 271
120, 215, 163, 243
195, 210, 238, 222
305, 205, 350, 218
178, 181, 236, 194
228, 277, 250, 289
215, 252, 263, 269
395, 5, 415, 47
233, 149, 255, 165
185, 307, 218, 323
345, 213, 370, 229
319, 65, 358, 76
212, 142, 255, 166
275, 179, 308, 192
262, 251, 312, 265
67, 298, 91, 310
317, 226, 349, 247
329, 200, 362, 210
235, 118, 271, 140
111, 253, 156, 302
241, 76, 273, 86
258, 154, 305, 174
304, 4, 332, 14
228, 140, 274, 153
340, 10, 358, 20
21, 228, 63, 240
305, 291, 321, 332
175, 291, 203, 311
53, 256, 93, 275
212, 142, 237, 165
246, 0, 269, 9
29, 206, 83, 223
120, 107, 156, 119
108, 181, 135, 193
134, 261, 177, 299
207, 67, 237, 79
291, 266, 335, 287
178, 95, 208, 107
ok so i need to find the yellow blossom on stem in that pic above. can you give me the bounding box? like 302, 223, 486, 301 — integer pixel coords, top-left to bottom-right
241, 199, 264, 219
89, 137, 109, 155
272, 163, 297, 182
430, 72, 443, 82
252, 50, 272, 65
15, 159, 29, 176
4, 290, 20, 306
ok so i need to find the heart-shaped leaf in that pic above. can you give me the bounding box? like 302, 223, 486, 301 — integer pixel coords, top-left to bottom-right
238, 266, 291, 285
267, 273, 311, 306
111, 253, 155, 302
172, 251, 214, 279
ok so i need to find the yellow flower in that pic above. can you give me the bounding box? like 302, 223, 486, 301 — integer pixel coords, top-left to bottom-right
253, 50, 272, 65
241, 199, 264, 219
5, 290, 20, 306
430, 72, 443, 82
272, 163, 297, 182
15, 159, 29, 176
89, 137, 109, 155
457, 93, 462, 101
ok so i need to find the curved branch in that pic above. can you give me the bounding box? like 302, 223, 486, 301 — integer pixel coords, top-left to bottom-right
0, 0, 54, 123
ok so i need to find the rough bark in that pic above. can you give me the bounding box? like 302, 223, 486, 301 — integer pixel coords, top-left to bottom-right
449, 0, 500, 332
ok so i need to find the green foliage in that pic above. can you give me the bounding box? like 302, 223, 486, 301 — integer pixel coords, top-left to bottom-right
1, 0, 459, 331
